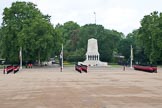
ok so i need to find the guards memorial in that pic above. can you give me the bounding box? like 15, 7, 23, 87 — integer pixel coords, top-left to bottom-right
79, 38, 107, 66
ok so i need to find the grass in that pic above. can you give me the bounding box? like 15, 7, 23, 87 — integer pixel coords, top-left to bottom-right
158, 65, 162, 68
110, 64, 122, 68
0, 65, 5, 69
63, 61, 75, 66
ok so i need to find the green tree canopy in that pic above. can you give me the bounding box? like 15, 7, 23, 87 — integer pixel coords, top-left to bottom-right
138, 11, 162, 64
0, 1, 60, 64
56, 23, 123, 62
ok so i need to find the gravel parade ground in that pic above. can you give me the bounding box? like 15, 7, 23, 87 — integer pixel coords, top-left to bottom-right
0, 66, 162, 108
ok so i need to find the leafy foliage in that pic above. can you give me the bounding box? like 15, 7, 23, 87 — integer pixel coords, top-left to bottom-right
137, 11, 162, 64
1, 1, 162, 65
56, 23, 123, 62
0, 1, 60, 64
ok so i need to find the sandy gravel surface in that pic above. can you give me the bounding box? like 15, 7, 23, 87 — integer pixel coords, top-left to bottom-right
0, 66, 162, 108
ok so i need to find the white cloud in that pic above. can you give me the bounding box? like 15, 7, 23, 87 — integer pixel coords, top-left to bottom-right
0, 0, 162, 35
98, 7, 141, 34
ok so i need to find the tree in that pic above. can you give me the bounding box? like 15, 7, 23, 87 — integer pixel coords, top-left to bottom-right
0, 1, 60, 64
138, 11, 162, 64
99, 29, 123, 62
78, 24, 123, 62
55, 21, 81, 61
0, 27, 2, 58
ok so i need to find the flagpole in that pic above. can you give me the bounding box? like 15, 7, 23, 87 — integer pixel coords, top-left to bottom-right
94, 12, 96, 24
130, 45, 133, 68
20, 47, 22, 69
60, 44, 63, 72
61, 44, 63, 71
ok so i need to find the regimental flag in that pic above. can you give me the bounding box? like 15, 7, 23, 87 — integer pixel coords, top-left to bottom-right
60, 44, 63, 71
19, 48, 22, 59
19, 47, 22, 69
130, 45, 133, 68
131, 45, 133, 60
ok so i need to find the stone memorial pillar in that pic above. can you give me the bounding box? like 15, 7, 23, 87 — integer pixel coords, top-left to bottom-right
78, 38, 107, 66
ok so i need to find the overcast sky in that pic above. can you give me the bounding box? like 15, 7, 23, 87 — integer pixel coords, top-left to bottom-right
0, 0, 162, 35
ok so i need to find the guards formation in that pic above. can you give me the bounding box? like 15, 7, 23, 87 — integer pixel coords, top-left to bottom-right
75, 64, 88, 73
3, 65, 20, 74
